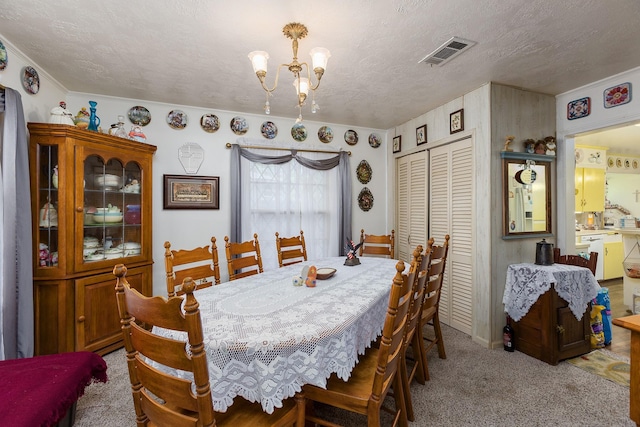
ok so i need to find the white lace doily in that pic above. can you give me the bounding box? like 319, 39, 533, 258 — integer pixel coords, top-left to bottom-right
503, 263, 601, 322
153, 257, 404, 414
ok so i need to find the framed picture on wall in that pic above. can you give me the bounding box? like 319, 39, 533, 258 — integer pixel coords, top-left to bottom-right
450, 109, 464, 134
163, 175, 219, 209
392, 135, 402, 153
416, 124, 427, 145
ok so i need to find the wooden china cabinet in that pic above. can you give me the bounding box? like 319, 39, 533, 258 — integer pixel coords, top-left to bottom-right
28, 123, 157, 356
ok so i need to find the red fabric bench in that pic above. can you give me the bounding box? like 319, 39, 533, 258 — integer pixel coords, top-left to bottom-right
0, 351, 107, 426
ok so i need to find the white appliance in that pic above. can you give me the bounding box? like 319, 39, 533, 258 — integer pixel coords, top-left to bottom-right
580, 234, 604, 280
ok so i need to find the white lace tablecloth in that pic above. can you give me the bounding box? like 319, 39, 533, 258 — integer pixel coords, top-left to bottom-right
502, 263, 601, 322
153, 256, 404, 414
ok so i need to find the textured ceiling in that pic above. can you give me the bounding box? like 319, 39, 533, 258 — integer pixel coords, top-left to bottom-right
1, 0, 640, 131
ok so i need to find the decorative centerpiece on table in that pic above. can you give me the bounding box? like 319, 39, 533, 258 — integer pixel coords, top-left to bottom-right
344, 238, 362, 266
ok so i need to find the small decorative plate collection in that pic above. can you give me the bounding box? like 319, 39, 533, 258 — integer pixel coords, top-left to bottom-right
356, 160, 372, 184
200, 114, 220, 133
291, 123, 307, 141
128, 106, 151, 126
22, 66, 39, 94
358, 187, 374, 212
344, 129, 359, 145
261, 121, 278, 139
318, 126, 334, 143
230, 116, 248, 135
368, 133, 381, 148
167, 110, 188, 129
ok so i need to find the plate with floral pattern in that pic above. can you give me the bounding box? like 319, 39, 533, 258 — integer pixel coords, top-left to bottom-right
0, 40, 7, 70
291, 123, 307, 141
356, 160, 372, 184
22, 66, 39, 94
318, 126, 334, 143
128, 106, 151, 126
344, 129, 359, 145
261, 121, 278, 139
230, 116, 248, 135
167, 110, 188, 129
368, 133, 381, 148
358, 187, 374, 212
200, 114, 220, 133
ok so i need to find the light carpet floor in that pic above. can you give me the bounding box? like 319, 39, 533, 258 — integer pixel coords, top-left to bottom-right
74, 324, 634, 426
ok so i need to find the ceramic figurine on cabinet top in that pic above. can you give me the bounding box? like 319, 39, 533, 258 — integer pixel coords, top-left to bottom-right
128, 124, 146, 142
49, 101, 75, 126
74, 107, 90, 129
523, 138, 535, 154
534, 140, 546, 154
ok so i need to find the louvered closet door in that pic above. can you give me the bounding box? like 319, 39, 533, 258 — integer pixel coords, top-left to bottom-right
429, 137, 473, 334
396, 151, 428, 263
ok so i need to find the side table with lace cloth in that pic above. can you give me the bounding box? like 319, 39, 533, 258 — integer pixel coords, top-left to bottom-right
152, 256, 405, 414
503, 263, 601, 321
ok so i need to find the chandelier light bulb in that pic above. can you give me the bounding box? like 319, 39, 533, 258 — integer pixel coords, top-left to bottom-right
264, 101, 270, 115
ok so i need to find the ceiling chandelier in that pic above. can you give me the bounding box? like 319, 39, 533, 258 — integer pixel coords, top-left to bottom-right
248, 22, 330, 122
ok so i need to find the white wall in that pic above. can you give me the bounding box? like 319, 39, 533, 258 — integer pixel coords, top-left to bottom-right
556, 66, 640, 252
608, 173, 640, 217
2, 36, 391, 296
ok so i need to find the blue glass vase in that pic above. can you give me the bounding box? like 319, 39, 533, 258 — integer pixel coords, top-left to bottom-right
87, 100, 101, 132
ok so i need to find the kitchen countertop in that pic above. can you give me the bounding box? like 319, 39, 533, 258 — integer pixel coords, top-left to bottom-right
576, 229, 622, 236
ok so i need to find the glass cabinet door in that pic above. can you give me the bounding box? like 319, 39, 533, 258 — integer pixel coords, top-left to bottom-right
36, 144, 60, 270
81, 155, 143, 265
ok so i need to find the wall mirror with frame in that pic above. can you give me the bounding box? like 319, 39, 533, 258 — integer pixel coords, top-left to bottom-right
501, 152, 553, 238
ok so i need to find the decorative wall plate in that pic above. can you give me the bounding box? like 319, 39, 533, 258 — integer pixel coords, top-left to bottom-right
200, 114, 220, 133
368, 133, 381, 148
604, 82, 631, 108
633, 160, 639, 169
128, 106, 151, 126
356, 160, 372, 184
22, 66, 39, 94
167, 110, 188, 129
261, 121, 278, 139
344, 129, 359, 145
616, 158, 623, 168
575, 148, 583, 163
358, 187, 374, 212
230, 116, 248, 135
0, 40, 7, 70
608, 157, 614, 168
625, 159, 631, 169
567, 97, 590, 120
318, 126, 333, 143
291, 123, 307, 141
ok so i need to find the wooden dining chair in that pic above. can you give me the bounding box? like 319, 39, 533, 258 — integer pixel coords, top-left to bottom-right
275, 230, 307, 268
417, 234, 450, 382
164, 237, 220, 297
224, 233, 264, 281
400, 246, 430, 421
113, 264, 305, 427
302, 260, 411, 427
359, 228, 395, 258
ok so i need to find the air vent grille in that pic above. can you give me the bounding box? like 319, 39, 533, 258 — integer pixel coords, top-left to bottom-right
419, 37, 476, 66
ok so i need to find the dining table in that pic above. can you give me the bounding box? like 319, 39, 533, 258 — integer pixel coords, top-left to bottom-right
153, 256, 405, 414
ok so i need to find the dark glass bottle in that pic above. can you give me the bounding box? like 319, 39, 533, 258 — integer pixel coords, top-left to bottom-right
503, 316, 515, 352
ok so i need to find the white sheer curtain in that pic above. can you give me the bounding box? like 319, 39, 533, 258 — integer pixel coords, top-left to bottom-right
239, 148, 340, 270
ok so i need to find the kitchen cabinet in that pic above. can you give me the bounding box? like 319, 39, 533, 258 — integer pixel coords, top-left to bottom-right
28, 123, 157, 355
575, 167, 605, 212
604, 240, 624, 280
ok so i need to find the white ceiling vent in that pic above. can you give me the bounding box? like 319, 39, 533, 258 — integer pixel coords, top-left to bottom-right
419, 37, 476, 66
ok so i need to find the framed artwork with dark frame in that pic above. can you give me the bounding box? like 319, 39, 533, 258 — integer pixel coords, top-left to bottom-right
392, 135, 402, 153
450, 109, 464, 134
163, 174, 219, 209
416, 124, 427, 145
